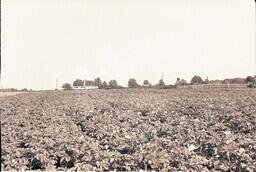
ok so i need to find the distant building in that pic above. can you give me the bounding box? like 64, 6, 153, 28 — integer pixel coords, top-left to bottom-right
73, 80, 98, 90
73, 85, 98, 90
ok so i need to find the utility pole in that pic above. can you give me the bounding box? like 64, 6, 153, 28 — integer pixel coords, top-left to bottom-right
56, 79, 58, 90
255, 0, 256, 74
0, 0, 1, 90
0, 57, 1, 89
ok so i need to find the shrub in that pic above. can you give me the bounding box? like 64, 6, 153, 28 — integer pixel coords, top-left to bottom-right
73, 79, 84, 87
62, 83, 72, 90
176, 78, 187, 85
143, 80, 150, 85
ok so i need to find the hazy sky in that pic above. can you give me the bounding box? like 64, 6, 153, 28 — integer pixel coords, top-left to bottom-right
1, 0, 255, 90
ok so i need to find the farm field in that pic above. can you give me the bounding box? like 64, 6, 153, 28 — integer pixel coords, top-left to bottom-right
1, 88, 256, 171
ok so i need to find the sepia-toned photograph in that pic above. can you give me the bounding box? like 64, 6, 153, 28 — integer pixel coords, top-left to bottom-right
1, 0, 256, 171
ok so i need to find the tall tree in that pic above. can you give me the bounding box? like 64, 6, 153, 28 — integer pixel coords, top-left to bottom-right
109, 80, 118, 89
158, 79, 165, 86
94, 77, 102, 88
102, 81, 108, 89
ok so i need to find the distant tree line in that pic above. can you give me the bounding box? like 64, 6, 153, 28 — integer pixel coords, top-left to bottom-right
62, 78, 122, 90
0, 88, 33, 92
62, 75, 256, 90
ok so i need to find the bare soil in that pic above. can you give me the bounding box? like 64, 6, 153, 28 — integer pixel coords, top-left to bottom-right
1, 89, 256, 171
0, 92, 26, 98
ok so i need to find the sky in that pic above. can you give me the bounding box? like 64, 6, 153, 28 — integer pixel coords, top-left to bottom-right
1, 0, 256, 90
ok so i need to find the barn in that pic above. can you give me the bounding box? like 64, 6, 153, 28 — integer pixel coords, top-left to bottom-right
73, 80, 99, 90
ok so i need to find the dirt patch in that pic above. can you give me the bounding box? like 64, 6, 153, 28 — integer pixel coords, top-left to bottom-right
0, 92, 27, 98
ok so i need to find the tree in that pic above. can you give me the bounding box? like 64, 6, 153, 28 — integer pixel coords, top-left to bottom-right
102, 81, 108, 89
246, 76, 254, 83
109, 80, 118, 89
85, 80, 94, 86
248, 76, 256, 87
143, 80, 150, 85
158, 79, 165, 86
128, 78, 138, 88
73, 79, 84, 87
191, 75, 203, 84
204, 77, 209, 84
176, 79, 187, 85
223, 79, 232, 84
94, 77, 102, 88
62, 83, 72, 90
233, 78, 246, 84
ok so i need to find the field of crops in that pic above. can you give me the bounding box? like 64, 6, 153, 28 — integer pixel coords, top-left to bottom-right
1, 88, 256, 171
